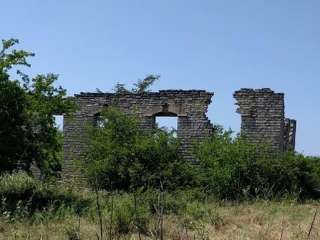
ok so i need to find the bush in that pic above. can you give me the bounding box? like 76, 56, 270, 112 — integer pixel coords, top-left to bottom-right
0, 172, 90, 220
84, 107, 320, 201
85, 107, 197, 192
195, 127, 320, 200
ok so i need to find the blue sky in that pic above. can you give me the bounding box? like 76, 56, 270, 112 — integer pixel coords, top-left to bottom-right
1, 1, 319, 156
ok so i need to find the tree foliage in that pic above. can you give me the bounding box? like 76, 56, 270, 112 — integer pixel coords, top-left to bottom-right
113, 75, 159, 94
84, 107, 196, 191
0, 39, 34, 71
0, 71, 32, 171
22, 73, 75, 176
84, 109, 320, 200
195, 126, 320, 200
132, 74, 159, 94
0, 39, 74, 177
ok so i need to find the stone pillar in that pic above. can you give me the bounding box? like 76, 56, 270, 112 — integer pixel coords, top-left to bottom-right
234, 88, 286, 151
283, 118, 296, 151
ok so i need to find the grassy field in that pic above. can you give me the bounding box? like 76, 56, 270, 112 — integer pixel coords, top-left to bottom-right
1, 200, 319, 240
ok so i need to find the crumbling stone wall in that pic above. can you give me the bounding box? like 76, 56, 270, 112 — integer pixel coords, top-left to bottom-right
62, 90, 214, 184
62, 88, 296, 184
234, 88, 296, 151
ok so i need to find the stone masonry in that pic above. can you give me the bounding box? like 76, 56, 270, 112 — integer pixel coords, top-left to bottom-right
62, 90, 214, 183
62, 88, 296, 184
234, 88, 296, 151
283, 118, 297, 151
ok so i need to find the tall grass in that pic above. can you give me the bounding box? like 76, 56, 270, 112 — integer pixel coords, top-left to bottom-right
0, 171, 90, 222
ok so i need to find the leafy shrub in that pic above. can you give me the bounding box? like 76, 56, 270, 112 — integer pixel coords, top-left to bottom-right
85, 107, 197, 192
0, 172, 90, 220
195, 126, 320, 200
84, 106, 320, 201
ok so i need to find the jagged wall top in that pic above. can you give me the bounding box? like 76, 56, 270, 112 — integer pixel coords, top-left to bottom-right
234, 88, 296, 151
76, 89, 214, 100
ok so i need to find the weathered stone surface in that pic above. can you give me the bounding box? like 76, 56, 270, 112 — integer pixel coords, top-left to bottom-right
62, 90, 214, 184
284, 118, 296, 151
234, 88, 296, 151
62, 88, 296, 185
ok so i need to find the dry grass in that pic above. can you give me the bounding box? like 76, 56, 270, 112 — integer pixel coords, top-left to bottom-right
0, 200, 319, 240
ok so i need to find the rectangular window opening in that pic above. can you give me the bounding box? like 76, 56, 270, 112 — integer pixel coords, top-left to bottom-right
155, 116, 178, 137
54, 115, 64, 131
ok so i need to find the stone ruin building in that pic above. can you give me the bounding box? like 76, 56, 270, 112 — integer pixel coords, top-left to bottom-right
62, 88, 296, 183
234, 88, 296, 151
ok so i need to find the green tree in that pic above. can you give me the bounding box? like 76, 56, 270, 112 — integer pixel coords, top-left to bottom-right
0, 39, 35, 171
85, 107, 196, 191
0, 71, 32, 171
0, 39, 74, 177
132, 74, 159, 93
22, 73, 75, 177
195, 126, 320, 200
0, 39, 34, 71
113, 74, 160, 94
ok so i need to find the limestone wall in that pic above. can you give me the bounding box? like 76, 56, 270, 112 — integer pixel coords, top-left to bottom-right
234, 88, 296, 151
62, 90, 214, 184
284, 118, 297, 151
62, 88, 296, 185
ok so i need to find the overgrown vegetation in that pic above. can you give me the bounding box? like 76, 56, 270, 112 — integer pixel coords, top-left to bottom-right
0, 39, 74, 178
0, 172, 90, 222
84, 108, 320, 201
195, 126, 320, 200
84, 107, 196, 192
113, 74, 160, 94
1, 179, 320, 239
1, 38, 320, 239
